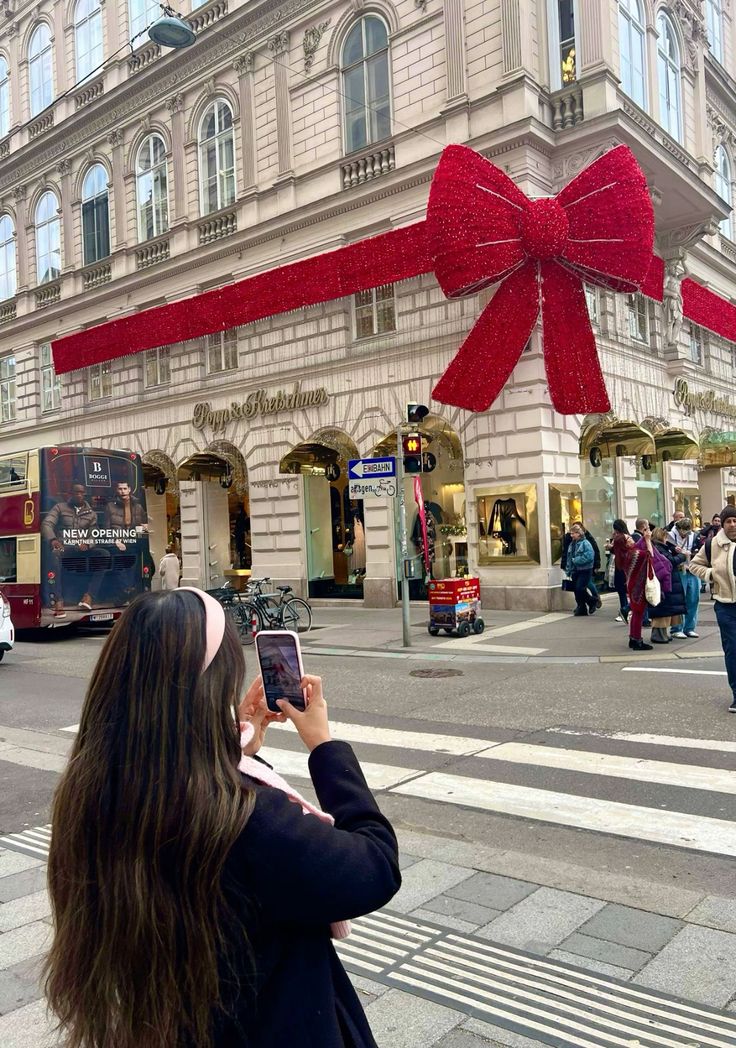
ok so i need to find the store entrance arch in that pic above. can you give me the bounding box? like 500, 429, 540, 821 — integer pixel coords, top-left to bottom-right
279, 429, 364, 599
374, 415, 466, 600
178, 441, 250, 589
142, 452, 179, 583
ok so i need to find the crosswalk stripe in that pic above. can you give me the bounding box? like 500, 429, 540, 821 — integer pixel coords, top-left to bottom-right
269, 719, 492, 755
476, 741, 736, 793
259, 749, 418, 791
551, 728, 736, 754
390, 772, 736, 857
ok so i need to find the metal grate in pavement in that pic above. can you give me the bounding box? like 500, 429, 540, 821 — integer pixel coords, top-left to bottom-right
336, 911, 736, 1048
2, 830, 734, 1046
0, 824, 52, 859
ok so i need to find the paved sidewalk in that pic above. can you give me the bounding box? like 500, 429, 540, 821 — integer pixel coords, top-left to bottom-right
302, 592, 725, 664
2, 831, 735, 1048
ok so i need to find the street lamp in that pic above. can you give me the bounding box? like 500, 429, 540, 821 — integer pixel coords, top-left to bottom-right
149, 5, 197, 49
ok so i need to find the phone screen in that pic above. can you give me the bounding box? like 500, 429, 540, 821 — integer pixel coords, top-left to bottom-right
257, 633, 306, 712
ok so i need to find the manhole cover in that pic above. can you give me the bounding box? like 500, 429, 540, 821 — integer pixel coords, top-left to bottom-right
409, 668, 464, 679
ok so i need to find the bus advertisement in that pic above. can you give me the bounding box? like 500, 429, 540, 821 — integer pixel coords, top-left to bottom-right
0, 446, 151, 629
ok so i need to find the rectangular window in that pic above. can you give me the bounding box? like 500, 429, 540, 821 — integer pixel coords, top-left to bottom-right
0, 354, 15, 422
354, 284, 396, 339
0, 452, 26, 489
145, 345, 171, 388
40, 343, 61, 413
88, 360, 112, 401
0, 536, 16, 582
206, 329, 238, 373
558, 0, 576, 83
626, 294, 649, 343
584, 284, 599, 325
82, 195, 110, 266
689, 324, 704, 365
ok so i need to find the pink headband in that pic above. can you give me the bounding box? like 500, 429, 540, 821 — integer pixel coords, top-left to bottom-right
177, 587, 226, 672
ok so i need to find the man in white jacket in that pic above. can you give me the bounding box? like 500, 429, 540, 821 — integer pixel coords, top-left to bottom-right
158, 547, 181, 591
689, 506, 736, 712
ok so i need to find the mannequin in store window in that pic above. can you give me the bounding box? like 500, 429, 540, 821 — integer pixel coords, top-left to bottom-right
489, 497, 526, 555
234, 506, 250, 569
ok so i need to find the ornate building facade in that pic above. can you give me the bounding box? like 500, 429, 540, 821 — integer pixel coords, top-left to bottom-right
1, 0, 736, 609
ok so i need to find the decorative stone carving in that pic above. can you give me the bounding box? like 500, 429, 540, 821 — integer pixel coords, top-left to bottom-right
167, 92, 184, 114
234, 52, 254, 76
671, 0, 706, 71
12, 183, 25, 201
663, 256, 687, 350
57, 158, 71, 176
204, 76, 216, 97
1, 1, 16, 18
108, 128, 124, 147
268, 31, 289, 57
303, 20, 330, 73
415, 0, 428, 10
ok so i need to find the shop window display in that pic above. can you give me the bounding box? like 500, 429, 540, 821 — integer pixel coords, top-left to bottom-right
549, 485, 583, 565
579, 452, 616, 557
673, 488, 701, 529
477, 485, 539, 564
636, 456, 663, 527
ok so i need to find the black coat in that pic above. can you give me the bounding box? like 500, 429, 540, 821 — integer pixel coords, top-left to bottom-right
649, 542, 687, 618
561, 529, 601, 571
215, 740, 401, 1047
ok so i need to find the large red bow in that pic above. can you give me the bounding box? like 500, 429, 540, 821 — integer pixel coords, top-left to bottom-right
426, 144, 655, 414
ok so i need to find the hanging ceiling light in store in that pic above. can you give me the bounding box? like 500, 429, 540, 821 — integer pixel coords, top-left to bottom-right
149, 5, 197, 48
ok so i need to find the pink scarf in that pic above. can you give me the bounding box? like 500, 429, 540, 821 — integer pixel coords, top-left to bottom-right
238, 723, 350, 940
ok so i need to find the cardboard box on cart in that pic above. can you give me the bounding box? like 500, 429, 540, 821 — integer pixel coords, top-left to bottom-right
427, 577, 484, 636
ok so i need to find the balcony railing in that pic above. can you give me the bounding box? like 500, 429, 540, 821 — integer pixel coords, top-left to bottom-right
28, 112, 54, 140
550, 84, 584, 130
136, 238, 170, 270
0, 299, 16, 324
35, 282, 61, 309
75, 79, 104, 110
82, 262, 112, 290
129, 42, 160, 74
198, 210, 237, 245
189, 0, 228, 33
341, 143, 395, 190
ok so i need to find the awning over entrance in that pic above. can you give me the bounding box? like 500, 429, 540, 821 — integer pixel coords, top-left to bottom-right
652, 428, 699, 462
698, 430, 736, 468
279, 429, 359, 475
580, 416, 655, 458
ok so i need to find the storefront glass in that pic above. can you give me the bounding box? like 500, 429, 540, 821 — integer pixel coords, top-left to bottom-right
580, 453, 616, 555
636, 457, 663, 527
549, 485, 583, 565
673, 487, 702, 528
476, 484, 540, 564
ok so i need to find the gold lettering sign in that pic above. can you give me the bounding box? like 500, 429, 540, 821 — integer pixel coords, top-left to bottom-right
673, 377, 736, 421
193, 382, 329, 432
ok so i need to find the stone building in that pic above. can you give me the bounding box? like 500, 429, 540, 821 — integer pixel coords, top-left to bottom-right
1, 0, 736, 610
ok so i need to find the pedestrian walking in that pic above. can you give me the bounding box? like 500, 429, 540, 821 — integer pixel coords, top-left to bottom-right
669, 518, 700, 637
565, 523, 596, 616
606, 519, 632, 623
624, 522, 670, 651
648, 528, 686, 643
158, 545, 181, 590
43, 589, 401, 1046
690, 506, 736, 712
562, 521, 602, 609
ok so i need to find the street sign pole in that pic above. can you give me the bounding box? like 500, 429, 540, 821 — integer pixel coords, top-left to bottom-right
396, 424, 411, 648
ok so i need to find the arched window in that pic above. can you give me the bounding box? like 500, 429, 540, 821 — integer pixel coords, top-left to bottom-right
35, 191, 61, 285
0, 215, 16, 301
341, 16, 390, 154
0, 57, 9, 140
715, 145, 733, 238
657, 13, 682, 142
82, 164, 110, 265
199, 99, 236, 216
75, 0, 103, 81
130, 0, 160, 39
29, 23, 53, 117
706, 0, 723, 63
136, 134, 169, 242
619, 0, 646, 109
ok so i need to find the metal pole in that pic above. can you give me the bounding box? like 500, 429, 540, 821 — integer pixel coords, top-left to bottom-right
396, 424, 411, 648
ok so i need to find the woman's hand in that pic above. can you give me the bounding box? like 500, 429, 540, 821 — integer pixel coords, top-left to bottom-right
277, 675, 331, 753
238, 678, 286, 756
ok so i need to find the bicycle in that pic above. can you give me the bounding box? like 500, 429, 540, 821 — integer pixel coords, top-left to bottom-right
206, 584, 261, 646
245, 578, 313, 634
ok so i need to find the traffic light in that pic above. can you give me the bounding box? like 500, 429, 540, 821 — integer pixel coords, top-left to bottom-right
406, 402, 429, 424
402, 432, 423, 474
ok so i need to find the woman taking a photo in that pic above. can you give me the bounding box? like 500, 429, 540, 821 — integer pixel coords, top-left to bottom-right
44, 589, 401, 1048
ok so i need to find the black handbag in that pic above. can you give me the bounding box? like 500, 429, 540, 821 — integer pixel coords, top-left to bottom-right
561, 578, 574, 592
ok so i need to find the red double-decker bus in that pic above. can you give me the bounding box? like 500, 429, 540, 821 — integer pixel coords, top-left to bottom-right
0, 446, 150, 629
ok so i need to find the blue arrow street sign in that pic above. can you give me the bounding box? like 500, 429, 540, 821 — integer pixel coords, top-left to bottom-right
348, 457, 396, 480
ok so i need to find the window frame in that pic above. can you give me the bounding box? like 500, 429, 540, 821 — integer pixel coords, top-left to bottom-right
340, 15, 392, 155
353, 284, 397, 339
618, 0, 647, 109
715, 145, 733, 239
74, 0, 103, 82
689, 323, 705, 365
0, 55, 10, 140
136, 133, 169, 243
206, 329, 238, 374
548, 0, 580, 90
0, 354, 16, 423
626, 292, 649, 344
29, 22, 54, 118
81, 164, 111, 266
0, 214, 16, 302
656, 12, 683, 143
706, 0, 723, 63
34, 190, 62, 286
144, 345, 171, 388
130, 0, 160, 40
88, 360, 112, 401
40, 342, 62, 414
198, 99, 237, 217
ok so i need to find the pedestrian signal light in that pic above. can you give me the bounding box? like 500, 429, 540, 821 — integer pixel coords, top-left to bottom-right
402, 433, 423, 474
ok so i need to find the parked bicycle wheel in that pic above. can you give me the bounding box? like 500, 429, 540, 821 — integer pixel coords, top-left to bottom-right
231, 600, 263, 644
281, 597, 312, 633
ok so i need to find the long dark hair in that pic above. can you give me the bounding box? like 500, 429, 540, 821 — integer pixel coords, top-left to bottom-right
44, 591, 253, 1048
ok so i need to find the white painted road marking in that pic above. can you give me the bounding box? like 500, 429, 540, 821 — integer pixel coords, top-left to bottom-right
264, 749, 418, 791
622, 667, 727, 676
391, 773, 736, 857
269, 720, 491, 756
550, 727, 736, 754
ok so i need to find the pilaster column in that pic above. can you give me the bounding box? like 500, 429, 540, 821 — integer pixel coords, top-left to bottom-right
445, 0, 468, 97
167, 93, 186, 223
53, 0, 69, 95
12, 185, 28, 291
234, 52, 256, 191
7, 23, 20, 135
578, 0, 614, 74
108, 129, 126, 249
58, 159, 73, 272
102, 0, 120, 55
646, 26, 659, 123
268, 32, 293, 179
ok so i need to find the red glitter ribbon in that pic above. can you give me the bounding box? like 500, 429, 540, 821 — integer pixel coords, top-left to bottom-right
52, 144, 656, 416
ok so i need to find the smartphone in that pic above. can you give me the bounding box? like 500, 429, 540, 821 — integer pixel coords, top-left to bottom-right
255, 630, 307, 712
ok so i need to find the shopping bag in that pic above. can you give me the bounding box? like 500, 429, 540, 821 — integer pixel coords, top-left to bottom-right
644, 560, 661, 606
